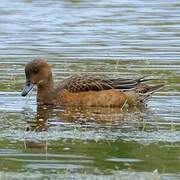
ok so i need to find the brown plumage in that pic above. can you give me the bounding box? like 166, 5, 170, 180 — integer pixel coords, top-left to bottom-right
21, 58, 164, 107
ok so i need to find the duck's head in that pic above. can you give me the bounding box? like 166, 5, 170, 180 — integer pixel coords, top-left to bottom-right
21, 58, 52, 96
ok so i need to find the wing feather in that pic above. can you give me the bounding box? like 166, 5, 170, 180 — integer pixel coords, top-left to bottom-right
60, 75, 150, 93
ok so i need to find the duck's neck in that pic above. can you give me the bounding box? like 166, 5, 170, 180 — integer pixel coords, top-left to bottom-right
37, 76, 56, 105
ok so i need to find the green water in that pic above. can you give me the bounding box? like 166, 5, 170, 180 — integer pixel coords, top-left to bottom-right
0, 0, 180, 179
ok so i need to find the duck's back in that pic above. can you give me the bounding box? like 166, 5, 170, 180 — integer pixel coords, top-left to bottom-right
59, 75, 147, 92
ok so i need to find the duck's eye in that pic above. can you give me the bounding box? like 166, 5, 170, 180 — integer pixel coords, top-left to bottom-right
32, 68, 39, 74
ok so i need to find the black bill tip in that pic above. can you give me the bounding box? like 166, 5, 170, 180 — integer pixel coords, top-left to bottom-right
21, 81, 33, 96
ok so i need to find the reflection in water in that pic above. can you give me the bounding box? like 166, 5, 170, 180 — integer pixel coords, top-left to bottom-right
23, 104, 150, 151
20, 103, 180, 177
24, 140, 48, 152
26, 104, 148, 132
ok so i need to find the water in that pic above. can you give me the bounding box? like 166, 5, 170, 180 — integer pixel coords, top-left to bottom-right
0, 0, 180, 179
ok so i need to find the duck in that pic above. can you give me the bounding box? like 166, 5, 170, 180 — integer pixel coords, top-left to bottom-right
21, 58, 164, 107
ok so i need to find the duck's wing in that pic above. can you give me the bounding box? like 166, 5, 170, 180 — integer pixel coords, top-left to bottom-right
60, 75, 149, 93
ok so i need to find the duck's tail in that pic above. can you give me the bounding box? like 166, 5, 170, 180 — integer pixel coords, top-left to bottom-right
137, 84, 164, 103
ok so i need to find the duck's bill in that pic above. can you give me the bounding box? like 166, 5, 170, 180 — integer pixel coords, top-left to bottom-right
21, 81, 33, 96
